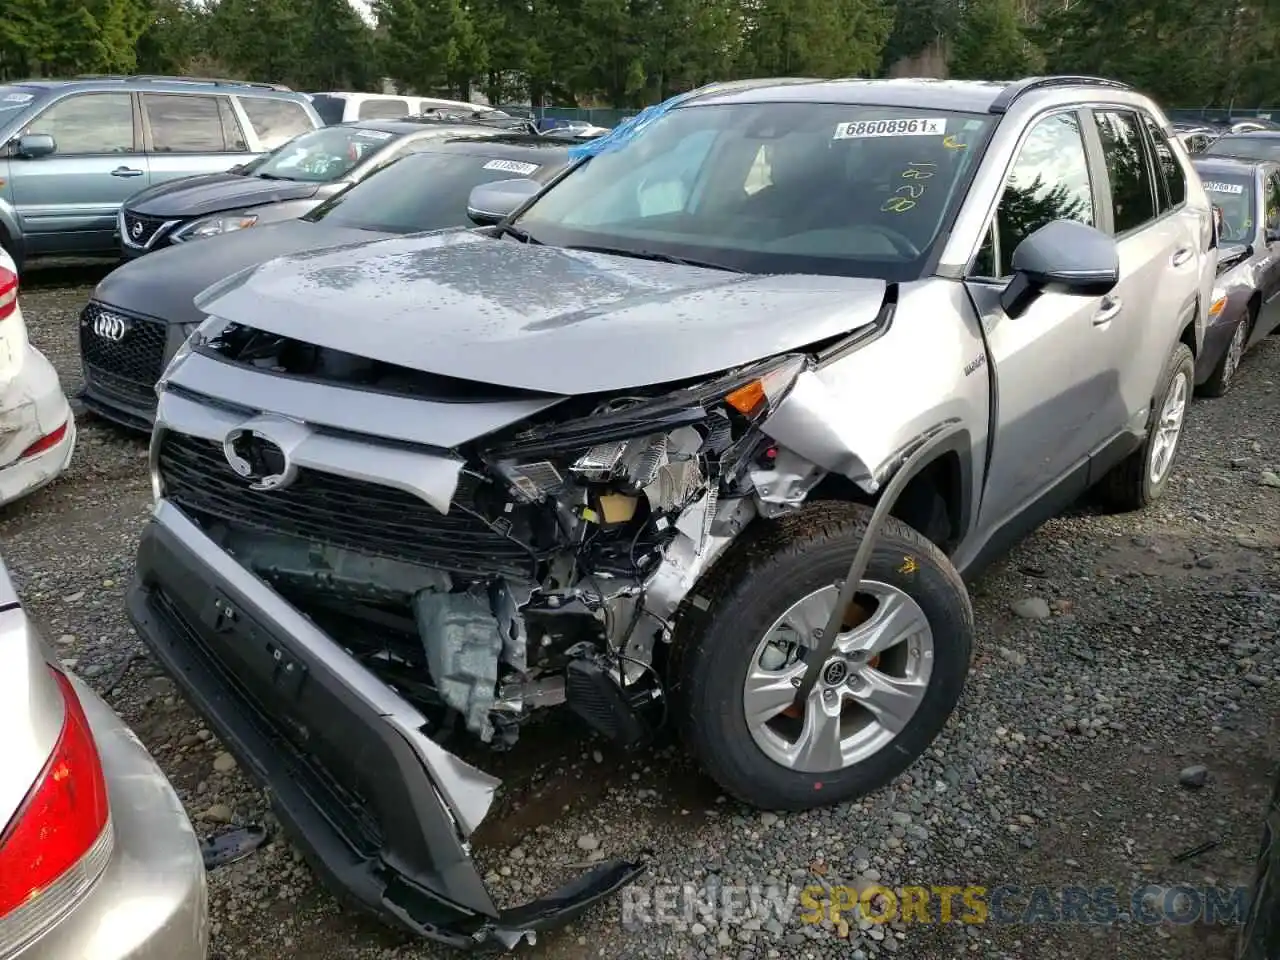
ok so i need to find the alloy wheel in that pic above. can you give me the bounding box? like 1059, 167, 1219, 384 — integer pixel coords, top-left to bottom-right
1149, 370, 1189, 486
742, 581, 934, 773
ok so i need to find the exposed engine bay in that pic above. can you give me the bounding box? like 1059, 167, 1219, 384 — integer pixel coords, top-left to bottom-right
170, 322, 833, 752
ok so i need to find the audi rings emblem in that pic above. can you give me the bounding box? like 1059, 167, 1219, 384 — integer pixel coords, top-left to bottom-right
92, 312, 130, 342
129, 220, 144, 239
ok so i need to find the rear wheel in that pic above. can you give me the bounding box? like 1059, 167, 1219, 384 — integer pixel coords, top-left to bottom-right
1201, 311, 1251, 398
672, 502, 973, 810
1098, 342, 1194, 511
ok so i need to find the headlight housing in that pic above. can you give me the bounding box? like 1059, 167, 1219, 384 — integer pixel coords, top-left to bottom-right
171, 212, 259, 243
482, 354, 807, 505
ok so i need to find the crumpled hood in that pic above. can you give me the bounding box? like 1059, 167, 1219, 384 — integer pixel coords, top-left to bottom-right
95, 220, 389, 326
127, 172, 323, 218
198, 230, 889, 393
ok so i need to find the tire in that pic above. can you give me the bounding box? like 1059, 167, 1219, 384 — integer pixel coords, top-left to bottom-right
1200, 310, 1251, 398
0, 227, 23, 274
670, 501, 973, 811
1237, 765, 1280, 960
1098, 342, 1195, 511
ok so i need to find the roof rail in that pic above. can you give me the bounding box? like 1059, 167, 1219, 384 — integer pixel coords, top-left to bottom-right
72, 74, 293, 91
988, 76, 1132, 114
681, 77, 823, 103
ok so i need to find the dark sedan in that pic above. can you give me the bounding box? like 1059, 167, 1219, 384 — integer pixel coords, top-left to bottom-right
1201, 130, 1280, 164
1191, 156, 1280, 396
116, 116, 519, 259
81, 135, 576, 430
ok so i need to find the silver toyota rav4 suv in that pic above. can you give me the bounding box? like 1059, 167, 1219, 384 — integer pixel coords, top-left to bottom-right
127, 76, 1216, 948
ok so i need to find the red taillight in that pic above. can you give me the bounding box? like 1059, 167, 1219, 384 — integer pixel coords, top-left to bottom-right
0, 670, 111, 922
0, 268, 17, 322
18, 420, 68, 461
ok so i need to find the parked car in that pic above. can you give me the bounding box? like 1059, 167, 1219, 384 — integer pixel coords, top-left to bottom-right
307, 91, 485, 124
1238, 764, 1280, 960
0, 246, 75, 506
0, 555, 208, 958
0, 75, 322, 269
117, 116, 521, 258
1203, 130, 1280, 163
80, 135, 579, 431
1190, 157, 1280, 395
127, 75, 1215, 947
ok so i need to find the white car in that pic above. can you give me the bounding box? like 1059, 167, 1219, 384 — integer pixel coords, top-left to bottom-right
0, 249, 75, 506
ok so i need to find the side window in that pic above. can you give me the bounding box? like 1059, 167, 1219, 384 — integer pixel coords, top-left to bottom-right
1092, 110, 1159, 234
972, 111, 1096, 279
239, 97, 314, 150
1140, 114, 1185, 212
218, 98, 248, 151
23, 93, 135, 155
357, 98, 411, 121
143, 94, 226, 153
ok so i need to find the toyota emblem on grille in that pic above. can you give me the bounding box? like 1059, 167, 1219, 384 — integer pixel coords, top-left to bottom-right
222, 415, 312, 492
92, 312, 130, 342
129, 220, 144, 239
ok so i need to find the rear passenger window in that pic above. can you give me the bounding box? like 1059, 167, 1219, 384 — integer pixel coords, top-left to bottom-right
239, 97, 314, 150
972, 111, 1096, 279
1092, 110, 1159, 233
1140, 114, 1185, 212
144, 94, 226, 152
25, 93, 135, 154
358, 98, 411, 121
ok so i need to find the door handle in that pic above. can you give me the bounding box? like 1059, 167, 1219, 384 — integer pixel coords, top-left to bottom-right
1172, 247, 1194, 267
1093, 296, 1123, 325
110, 166, 144, 178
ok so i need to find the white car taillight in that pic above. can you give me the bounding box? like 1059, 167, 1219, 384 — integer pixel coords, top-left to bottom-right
0, 269, 17, 323
0, 669, 113, 955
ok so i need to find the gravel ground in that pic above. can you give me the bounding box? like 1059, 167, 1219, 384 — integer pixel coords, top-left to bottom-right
3, 263, 1279, 960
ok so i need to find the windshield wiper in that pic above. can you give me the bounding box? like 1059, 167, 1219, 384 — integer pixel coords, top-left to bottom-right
256, 172, 294, 181
495, 223, 541, 244
564, 244, 741, 272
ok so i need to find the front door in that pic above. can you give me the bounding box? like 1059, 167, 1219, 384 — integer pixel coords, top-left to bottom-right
1253, 169, 1280, 341
967, 108, 1113, 532
8, 91, 147, 254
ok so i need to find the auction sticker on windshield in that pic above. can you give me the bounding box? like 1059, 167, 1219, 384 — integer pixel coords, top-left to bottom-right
355, 129, 394, 140
834, 118, 946, 140
1204, 181, 1245, 194
483, 159, 540, 175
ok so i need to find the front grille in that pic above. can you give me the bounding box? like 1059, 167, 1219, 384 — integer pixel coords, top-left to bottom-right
157, 431, 536, 578
79, 303, 167, 412
122, 210, 168, 247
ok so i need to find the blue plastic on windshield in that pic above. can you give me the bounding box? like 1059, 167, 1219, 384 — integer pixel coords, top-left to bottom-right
567, 89, 702, 160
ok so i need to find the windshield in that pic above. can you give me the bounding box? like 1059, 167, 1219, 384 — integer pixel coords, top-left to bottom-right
306, 150, 565, 233
1204, 137, 1280, 163
0, 86, 44, 122
252, 125, 400, 181
512, 102, 993, 279
1199, 173, 1256, 243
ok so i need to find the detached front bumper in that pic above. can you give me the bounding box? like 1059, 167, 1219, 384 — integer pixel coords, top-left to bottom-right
126, 501, 645, 950
0, 345, 76, 507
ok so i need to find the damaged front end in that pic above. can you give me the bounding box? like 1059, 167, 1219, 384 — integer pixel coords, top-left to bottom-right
133, 320, 838, 948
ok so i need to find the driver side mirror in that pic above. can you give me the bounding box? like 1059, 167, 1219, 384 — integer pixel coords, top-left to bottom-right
14, 133, 55, 159
1000, 219, 1120, 319
467, 178, 542, 226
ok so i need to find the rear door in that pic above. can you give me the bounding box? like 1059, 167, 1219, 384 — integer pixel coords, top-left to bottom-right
1086, 108, 1187, 445
141, 92, 255, 188
8, 91, 147, 254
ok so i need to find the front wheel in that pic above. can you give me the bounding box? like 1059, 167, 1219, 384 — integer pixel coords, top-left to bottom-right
671, 502, 973, 811
1200, 314, 1250, 398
